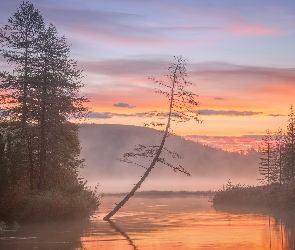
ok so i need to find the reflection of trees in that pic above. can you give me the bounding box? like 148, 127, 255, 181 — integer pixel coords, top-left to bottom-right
213, 204, 295, 249
0, 220, 89, 250
273, 212, 295, 250
107, 219, 138, 250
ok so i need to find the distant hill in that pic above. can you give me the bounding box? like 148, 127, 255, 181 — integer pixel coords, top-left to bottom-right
78, 124, 260, 192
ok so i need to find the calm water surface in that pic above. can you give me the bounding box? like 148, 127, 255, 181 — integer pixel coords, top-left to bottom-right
1, 196, 295, 249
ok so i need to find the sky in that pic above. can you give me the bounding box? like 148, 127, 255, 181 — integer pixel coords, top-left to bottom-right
1, 0, 295, 151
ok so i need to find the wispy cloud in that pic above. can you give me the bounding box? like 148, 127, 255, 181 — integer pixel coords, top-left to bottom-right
82, 58, 295, 81
199, 109, 263, 116
88, 111, 155, 119
154, 26, 222, 31
113, 103, 136, 108
79, 58, 169, 77
88, 112, 113, 119
83, 59, 295, 114
88, 109, 264, 119
268, 113, 285, 117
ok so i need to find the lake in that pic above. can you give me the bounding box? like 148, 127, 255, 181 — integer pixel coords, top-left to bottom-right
0, 195, 294, 249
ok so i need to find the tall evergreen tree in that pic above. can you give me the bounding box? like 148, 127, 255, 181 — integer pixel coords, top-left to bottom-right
32, 23, 88, 189
0, 2, 99, 221
0, 1, 45, 190
283, 106, 295, 181
0, 1, 45, 132
273, 128, 284, 185
0, 2, 89, 191
259, 129, 276, 185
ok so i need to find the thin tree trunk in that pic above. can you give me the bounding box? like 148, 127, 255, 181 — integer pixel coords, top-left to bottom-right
103, 64, 179, 220
28, 134, 34, 190
103, 124, 170, 220
38, 65, 47, 190
267, 143, 270, 185
21, 40, 28, 135
279, 145, 282, 185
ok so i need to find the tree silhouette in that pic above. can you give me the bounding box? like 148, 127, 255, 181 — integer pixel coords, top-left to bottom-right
283, 105, 295, 181
103, 56, 201, 220
259, 129, 275, 185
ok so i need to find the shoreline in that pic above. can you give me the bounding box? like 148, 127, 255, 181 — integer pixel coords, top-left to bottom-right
101, 190, 215, 197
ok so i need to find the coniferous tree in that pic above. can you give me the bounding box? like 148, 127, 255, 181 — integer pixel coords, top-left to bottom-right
0, 1, 89, 191
0, 1, 45, 190
273, 128, 284, 185
259, 129, 276, 185
32, 23, 88, 189
0, 2, 99, 221
0, 1, 45, 131
282, 106, 295, 181
258, 106, 295, 185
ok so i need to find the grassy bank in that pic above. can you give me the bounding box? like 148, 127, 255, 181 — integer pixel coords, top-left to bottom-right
212, 180, 295, 209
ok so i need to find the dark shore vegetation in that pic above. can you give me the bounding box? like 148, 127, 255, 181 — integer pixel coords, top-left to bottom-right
212, 180, 295, 209
0, 2, 100, 222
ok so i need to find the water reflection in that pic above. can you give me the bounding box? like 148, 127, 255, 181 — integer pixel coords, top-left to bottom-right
0, 220, 89, 250
1, 196, 295, 249
107, 219, 138, 250
214, 203, 295, 250
273, 211, 295, 249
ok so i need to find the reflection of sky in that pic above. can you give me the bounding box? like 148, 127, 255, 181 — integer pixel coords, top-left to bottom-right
85, 196, 292, 249
1, 1, 295, 150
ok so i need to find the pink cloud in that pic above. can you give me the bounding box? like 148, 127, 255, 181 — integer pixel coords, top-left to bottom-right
222, 11, 286, 37
82, 59, 295, 113
71, 26, 219, 50
226, 24, 280, 36
179, 6, 285, 38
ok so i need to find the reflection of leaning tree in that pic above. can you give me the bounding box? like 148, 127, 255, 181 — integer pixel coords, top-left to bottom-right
103, 56, 201, 220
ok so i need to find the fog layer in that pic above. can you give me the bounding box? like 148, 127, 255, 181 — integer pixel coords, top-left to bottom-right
79, 124, 260, 192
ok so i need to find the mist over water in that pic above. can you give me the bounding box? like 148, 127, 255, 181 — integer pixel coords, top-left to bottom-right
78, 124, 260, 192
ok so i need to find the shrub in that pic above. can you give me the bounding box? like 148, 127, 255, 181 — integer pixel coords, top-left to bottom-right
212, 179, 295, 210
0, 180, 101, 222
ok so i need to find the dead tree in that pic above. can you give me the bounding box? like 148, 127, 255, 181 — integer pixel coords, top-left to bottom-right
103, 56, 201, 220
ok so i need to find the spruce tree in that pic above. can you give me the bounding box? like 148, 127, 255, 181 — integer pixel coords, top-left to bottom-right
0, 2, 88, 190
283, 106, 295, 181
259, 129, 276, 185
273, 128, 284, 185
32, 23, 89, 189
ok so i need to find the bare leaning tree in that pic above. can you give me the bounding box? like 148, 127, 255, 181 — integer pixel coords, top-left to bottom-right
103, 56, 201, 220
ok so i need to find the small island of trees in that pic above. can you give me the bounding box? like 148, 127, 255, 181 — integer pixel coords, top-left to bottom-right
0, 1, 100, 222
